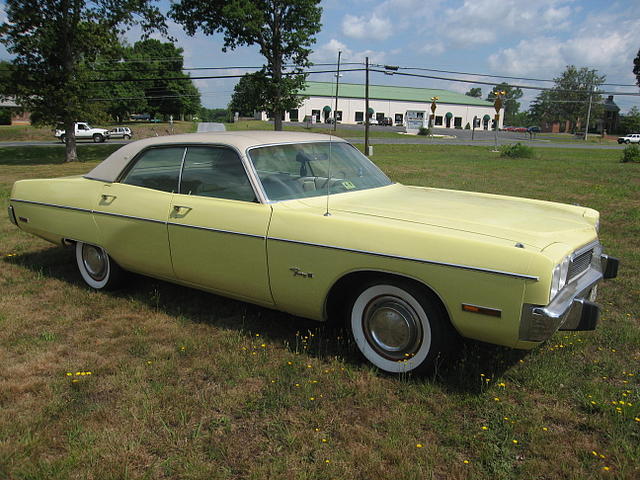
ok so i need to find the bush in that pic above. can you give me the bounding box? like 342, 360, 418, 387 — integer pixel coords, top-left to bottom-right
499, 142, 535, 158
464, 122, 470, 130
0, 108, 12, 125
417, 127, 430, 136
621, 144, 640, 163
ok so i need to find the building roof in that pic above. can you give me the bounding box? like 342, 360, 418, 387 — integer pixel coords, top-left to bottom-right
300, 81, 494, 107
85, 131, 345, 183
604, 96, 620, 113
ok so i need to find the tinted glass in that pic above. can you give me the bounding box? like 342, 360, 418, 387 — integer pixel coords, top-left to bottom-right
179, 147, 256, 202
121, 147, 184, 193
248, 142, 392, 201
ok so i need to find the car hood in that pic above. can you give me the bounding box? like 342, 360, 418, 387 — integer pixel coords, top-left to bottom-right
320, 184, 597, 250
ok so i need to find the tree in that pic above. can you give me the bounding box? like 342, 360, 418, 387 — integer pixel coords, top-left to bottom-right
91, 39, 201, 123
486, 82, 523, 125
465, 87, 482, 98
171, 0, 322, 131
634, 49, 640, 88
529, 65, 605, 132
620, 106, 640, 134
0, 1, 166, 162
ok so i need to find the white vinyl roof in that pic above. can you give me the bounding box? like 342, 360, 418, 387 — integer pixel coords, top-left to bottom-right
85, 130, 346, 183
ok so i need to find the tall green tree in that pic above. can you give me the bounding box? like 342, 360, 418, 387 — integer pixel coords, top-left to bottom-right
91, 39, 201, 123
465, 87, 482, 98
0, 1, 166, 162
529, 65, 605, 132
620, 106, 640, 134
171, 0, 322, 131
633, 48, 640, 88
486, 83, 523, 125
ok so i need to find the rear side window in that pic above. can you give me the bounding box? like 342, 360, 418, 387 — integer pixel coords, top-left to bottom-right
179, 147, 256, 202
121, 147, 185, 193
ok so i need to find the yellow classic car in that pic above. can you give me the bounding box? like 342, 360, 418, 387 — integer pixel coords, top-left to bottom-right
8, 131, 619, 374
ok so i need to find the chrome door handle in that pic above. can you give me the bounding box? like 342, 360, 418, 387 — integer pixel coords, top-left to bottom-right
173, 205, 192, 211
101, 194, 116, 200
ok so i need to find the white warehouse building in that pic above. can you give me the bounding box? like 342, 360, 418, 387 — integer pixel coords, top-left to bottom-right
257, 81, 503, 130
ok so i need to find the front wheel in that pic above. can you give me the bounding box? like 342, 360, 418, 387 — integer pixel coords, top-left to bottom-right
60, 135, 66, 144
349, 278, 454, 374
123, 134, 131, 140
75, 241, 123, 290
93, 133, 104, 143
625, 139, 630, 144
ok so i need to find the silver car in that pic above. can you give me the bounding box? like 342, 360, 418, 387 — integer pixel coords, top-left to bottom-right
107, 127, 133, 140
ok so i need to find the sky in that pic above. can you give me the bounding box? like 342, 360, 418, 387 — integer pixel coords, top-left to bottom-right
2, 0, 640, 113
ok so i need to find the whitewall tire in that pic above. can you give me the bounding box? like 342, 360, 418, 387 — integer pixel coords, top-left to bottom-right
75, 242, 123, 290
349, 279, 452, 374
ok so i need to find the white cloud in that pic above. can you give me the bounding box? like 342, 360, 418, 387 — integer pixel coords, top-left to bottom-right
311, 39, 352, 62
342, 13, 392, 40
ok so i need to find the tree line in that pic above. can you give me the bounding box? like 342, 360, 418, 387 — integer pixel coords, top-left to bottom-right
466, 61, 640, 135
0, 0, 322, 161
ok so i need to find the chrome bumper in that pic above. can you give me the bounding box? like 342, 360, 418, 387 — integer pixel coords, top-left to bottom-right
519, 247, 619, 342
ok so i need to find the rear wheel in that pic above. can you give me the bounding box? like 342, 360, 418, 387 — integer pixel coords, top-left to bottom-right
625, 139, 630, 144
123, 134, 131, 140
348, 278, 454, 374
75, 242, 123, 290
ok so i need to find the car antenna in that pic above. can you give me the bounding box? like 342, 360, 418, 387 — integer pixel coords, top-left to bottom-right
324, 133, 333, 217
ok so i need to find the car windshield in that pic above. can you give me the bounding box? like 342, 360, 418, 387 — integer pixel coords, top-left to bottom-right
248, 141, 392, 201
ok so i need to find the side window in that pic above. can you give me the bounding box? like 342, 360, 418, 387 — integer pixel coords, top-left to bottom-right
121, 147, 184, 193
179, 147, 256, 202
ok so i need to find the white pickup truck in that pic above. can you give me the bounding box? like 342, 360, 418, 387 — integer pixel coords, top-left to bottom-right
617, 133, 640, 144
54, 122, 110, 143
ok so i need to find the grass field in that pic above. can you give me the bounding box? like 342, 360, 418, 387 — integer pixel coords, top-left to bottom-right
0, 121, 197, 142
0, 144, 638, 479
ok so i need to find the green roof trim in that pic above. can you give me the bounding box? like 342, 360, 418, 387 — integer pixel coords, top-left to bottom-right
300, 82, 494, 107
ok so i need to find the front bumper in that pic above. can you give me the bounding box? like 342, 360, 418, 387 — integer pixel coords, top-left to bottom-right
519, 246, 619, 342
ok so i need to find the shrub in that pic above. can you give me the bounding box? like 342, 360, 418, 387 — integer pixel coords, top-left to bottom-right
621, 144, 640, 163
417, 127, 430, 136
499, 142, 535, 158
464, 122, 471, 129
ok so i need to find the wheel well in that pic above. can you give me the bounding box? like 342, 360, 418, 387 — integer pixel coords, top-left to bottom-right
324, 270, 451, 327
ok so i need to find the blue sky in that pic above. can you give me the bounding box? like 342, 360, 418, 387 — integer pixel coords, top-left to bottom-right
2, 1, 640, 113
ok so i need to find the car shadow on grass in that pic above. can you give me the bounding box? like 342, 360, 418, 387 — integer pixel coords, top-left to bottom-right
6, 245, 530, 394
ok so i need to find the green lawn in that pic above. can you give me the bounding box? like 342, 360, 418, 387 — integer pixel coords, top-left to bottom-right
0, 144, 638, 479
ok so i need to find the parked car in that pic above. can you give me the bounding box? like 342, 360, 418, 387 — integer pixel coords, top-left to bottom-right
617, 133, 640, 144
378, 117, 393, 126
108, 127, 133, 140
528, 126, 541, 133
8, 131, 618, 374
54, 122, 109, 143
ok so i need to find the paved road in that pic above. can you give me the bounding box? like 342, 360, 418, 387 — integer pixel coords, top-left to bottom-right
197, 122, 226, 132
345, 137, 625, 150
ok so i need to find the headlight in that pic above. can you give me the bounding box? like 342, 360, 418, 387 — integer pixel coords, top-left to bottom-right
550, 255, 570, 301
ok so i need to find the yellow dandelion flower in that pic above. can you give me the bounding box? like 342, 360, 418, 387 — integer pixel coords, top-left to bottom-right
315, 428, 320, 432
512, 440, 518, 444
592, 451, 598, 457
322, 438, 327, 443
295, 383, 300, 387
493, 397, 500, 402
542, 427, 548, 431
324, 459, 330, 464
307, 364, 312, 368
603, 466, 610, 472
599, 454, 605, 459
66, 372, 72, 376
463, 460, 470, 464
255, 333, 260, 337
261, 343, 266, 348
481, 426, 488, 431
287, 361, 292, 365
498, 382, 506, 387
503, 417, 509, 421
72, 379, 79, 383
309, 397, 315, 401
86, 372, 92, 375
416, 443, 423, 448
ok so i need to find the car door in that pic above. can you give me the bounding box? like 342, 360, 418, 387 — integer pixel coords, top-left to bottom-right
167, 146, 273, 304
93, 146, 184, 279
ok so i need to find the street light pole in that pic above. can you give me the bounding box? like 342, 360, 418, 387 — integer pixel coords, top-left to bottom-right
333, 50, 341, 132
365, 56, 370, 156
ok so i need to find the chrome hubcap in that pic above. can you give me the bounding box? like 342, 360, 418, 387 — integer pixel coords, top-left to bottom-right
82, 244, 107, 281
362, 295, 422, 361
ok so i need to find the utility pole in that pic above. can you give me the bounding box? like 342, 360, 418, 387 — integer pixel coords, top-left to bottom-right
364, 56, 370, 156
333, 50, 341, 132
584, 85, 593, 141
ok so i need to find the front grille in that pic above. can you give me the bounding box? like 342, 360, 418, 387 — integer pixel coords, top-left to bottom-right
568, 248, 593, 281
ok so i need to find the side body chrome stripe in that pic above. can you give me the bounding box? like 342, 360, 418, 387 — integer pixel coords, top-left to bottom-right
9, 197, 538, 281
